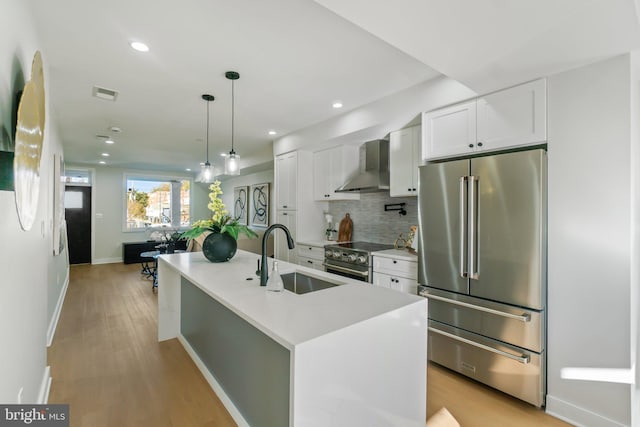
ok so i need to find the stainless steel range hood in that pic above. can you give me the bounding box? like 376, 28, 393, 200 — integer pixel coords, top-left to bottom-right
335, 139, 389, 193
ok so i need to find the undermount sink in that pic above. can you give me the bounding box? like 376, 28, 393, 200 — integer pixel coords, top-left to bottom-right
281, 271, 343, 295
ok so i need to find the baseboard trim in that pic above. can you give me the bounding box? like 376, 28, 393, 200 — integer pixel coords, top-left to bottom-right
37, 366, 51, 404
546, 394, 627, 427
92, 257, 122, 265
47, 269, 69, 347
177, 334, 249, 427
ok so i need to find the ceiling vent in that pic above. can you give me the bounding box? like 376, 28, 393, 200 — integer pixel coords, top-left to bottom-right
92, 85, 119, 101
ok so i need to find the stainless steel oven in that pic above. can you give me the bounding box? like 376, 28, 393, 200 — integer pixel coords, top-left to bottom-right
324, 242, 394, 283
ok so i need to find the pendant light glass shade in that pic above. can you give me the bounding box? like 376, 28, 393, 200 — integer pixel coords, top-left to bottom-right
197, 94, 217, 183
225, 71, 241, 176
225, 151, 240, 175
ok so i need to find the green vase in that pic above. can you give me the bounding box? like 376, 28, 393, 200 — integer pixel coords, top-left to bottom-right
202, 232, 237, 262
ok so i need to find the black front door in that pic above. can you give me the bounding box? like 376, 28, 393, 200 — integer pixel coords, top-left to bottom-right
65, 185, 92, 264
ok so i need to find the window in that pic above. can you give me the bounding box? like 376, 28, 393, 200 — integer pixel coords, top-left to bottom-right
65, 168, 92, 185
124, 175, 191, 231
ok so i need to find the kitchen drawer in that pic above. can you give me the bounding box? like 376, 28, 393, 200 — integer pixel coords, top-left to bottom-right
298, 245, 324, 261
421, 287, 544, 352
297, 256, 324, 271
373, 256, 417, 279
373, 272, 417, 294
428, 320, 545, 407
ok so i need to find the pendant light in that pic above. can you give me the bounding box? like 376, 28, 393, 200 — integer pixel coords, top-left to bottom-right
198, 94, 217, 183
224, 71, 241, 176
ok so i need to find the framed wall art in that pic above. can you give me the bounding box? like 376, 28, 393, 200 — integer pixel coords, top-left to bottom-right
250, 182, 270, 228
52, 153, 65, 255
233, 185, 248, 225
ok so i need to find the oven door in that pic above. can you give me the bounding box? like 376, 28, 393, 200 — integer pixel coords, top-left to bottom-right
323, 261, 371, 282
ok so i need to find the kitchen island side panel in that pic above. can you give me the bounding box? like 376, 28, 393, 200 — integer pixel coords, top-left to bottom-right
180, 277, 290, 427
292, 300, 428, 426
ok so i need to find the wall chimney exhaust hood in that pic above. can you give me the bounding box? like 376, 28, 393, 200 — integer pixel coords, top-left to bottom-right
335, 139, 389, 193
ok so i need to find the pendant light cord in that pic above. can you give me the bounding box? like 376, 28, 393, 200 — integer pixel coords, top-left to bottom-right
206, 99, 210, 163
231, 79, 235, 153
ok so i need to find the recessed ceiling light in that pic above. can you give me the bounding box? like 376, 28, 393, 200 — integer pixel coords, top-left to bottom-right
130, 41, 149, 52
220, 153, 227, 157
101, 153, 109, 157
268, 130, 277, 136
186, 168, 191, 172
105, 138, 114, 144
99, 161, 106, 165
199, 162, 205, 166
332, 102, 343, 109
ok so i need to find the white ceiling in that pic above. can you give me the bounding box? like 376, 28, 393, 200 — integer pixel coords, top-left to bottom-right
26, 0, 640, 174
25, 0, 439, 173
314, 0, 640, 93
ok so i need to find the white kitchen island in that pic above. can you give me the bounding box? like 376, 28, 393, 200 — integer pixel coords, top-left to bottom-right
158, 250, 427, 427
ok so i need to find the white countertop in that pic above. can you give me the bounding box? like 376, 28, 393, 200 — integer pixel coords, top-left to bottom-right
159, 250, 423, 350
296, 239, 342, 247
372, 248, 418, 262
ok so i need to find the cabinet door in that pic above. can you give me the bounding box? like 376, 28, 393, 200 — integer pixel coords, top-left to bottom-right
373, 272, 417, 294
390, 126, 421, 197
423, 100, 476, 161
313, 149, 331, 201
275, 210, 297, 263
298, 256, 324, 271
372, 272, 392, 288
476, 79, 546, 152
313, 146, 359, 201
328, 146, 360, 200
275, 152, 297, 210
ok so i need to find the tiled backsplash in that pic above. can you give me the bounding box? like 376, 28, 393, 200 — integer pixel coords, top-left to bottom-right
328, 192, 418, 244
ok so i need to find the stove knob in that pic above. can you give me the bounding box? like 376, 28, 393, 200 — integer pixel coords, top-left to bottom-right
325, 250, 333, 258
357, 255, 367, 264
333, 250, 342, 259
347, 253, 357, 262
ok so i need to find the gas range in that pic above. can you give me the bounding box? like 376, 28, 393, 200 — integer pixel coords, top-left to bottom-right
324, 241, 395, 282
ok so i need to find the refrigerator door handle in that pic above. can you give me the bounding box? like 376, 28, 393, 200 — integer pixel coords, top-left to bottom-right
428, 326, 530, 364
425, 293, 531, 322
459, 176, 468, 278
469, 175, 479, 280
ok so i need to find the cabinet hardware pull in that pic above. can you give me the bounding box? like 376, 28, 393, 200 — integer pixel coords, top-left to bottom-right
468, 143, 474, 148
393, 260, 397, 264
424, 293, 531, 322
428, 327, 530, 364
477, 142, 483, 147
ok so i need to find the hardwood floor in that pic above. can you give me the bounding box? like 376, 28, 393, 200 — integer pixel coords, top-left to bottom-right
48, 263, 236, 427
48, 263, 571, 426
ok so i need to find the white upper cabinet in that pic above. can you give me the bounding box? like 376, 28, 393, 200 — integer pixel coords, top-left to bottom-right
476, 78, 546, 151
313, 145, 360, 201
390, 125, 421, 197
423, 100, 476, 160
275, 151, 297, 210
423, 78, 547, 161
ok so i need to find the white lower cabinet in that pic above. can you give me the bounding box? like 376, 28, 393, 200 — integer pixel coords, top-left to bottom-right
372, 252, 418, 294
372, 272, 417, 294
297, 244, 325, 271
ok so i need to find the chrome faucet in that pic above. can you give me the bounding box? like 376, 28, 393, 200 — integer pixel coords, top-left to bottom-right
261, 224, 295, 286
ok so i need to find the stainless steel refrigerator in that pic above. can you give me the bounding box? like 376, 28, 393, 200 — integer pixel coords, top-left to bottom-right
418, 148, 546, 407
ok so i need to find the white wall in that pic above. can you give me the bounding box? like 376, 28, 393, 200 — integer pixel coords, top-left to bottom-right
0, 0, 68, 403
80, 165, 209, 263
218, 167, 275, 231
547, 54, 637, 427
631, 51, 640, 427
274, 75, 476, 155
